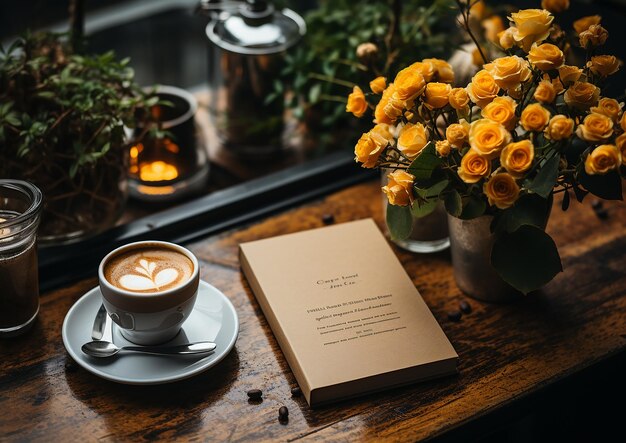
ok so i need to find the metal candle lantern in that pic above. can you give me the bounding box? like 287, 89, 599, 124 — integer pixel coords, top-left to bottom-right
205, 0, 305, 158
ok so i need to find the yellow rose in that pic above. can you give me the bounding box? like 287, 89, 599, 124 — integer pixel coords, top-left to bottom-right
541, 0, 569, 14
482, 16, 505, 43
354, 132, 381, 168
346, 86, 368, 118
369, 76, 387, 94
424, 82, 452, 109
534, 80, 557, 104
435, 140, 452, 157
579, 25, 608, 48
500, 140, 535, 177
466, 70, 500, 108
374, 84, 406, 124
498, 27, 517, 50
407, 61, 435, 82
481, 96, 518, 130
393, 66, 426, 101
590, 98, 623, 122
621, 111, 626, 132
458, 149, 492, 183
446, 119, 470, 149
588, 55, 622, 77
528, 43, 564, 71
558, 65, 583, 86
509, 9, 554, 52
544, 114, 574, 140
564, 82, 600, 110
374, 84, 394, 124
423, 58, 455, 84
382, 170, 415, 206
615, 133, 626, 165
449, 87, 470, 111
576, 113, 614, 142
469, 119, 512, 159
584, 144, 621, 175
397, 123, 429, 159
520, 103, 551, 132
471, 47, 487, 67
384, 95, 406, 122
573, 15, 601, 34
483, 173, 520, 209
469, 0, 487, 21
484, 56, 532, 91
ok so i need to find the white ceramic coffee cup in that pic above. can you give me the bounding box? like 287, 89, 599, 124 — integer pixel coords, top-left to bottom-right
98, 241, 200, 345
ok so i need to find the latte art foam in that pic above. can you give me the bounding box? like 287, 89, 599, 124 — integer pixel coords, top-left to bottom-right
104, 247, 194, 293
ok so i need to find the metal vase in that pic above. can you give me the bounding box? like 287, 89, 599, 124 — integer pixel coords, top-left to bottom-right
447, 215, 522, 303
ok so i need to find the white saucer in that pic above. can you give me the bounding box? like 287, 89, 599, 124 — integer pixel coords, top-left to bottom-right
62, 280, 239, 385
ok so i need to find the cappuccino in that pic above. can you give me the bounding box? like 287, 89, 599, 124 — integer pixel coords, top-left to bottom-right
104, 246, 194, 293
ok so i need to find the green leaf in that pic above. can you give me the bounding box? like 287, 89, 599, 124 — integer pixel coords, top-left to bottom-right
494, 194, 551, 234
419, 179, 448, 198
264, 92, 278, 105
578, 170, 623, 200
410, 199, 437, 218
526, 154, 559, 198
309, 83, 322, 104
386, 204, 413, 241
460, 197, 486, 220
491, 225, 562, 294
407, 142, 441, 181
5, 114, 21, 126
444, 189, 462, 217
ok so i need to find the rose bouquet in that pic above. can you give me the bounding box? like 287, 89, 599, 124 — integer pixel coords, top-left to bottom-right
349, 0, 625, 294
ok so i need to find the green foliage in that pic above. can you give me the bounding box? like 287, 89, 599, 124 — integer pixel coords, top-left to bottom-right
578, 170, 623, 201
491, 194, 551, 235
0, 32, 152, 179
279, 0, 457, 134
386, 203, 413, 241
407, 143, 442, 180
525, 154, 560, 198
491, 225, 562, 295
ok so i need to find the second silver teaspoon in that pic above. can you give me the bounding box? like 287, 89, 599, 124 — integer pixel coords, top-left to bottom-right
81, 340, 217, 358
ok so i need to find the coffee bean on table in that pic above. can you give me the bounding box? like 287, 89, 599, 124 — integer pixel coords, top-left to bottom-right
279, 406, 289, 420
64, 359, 78, 373
459, 300, 472, 314
290, 387, 302, 397
594, 208, 609, 220
246, 389, 262, 400
322, 214, 335, 225
447, 310, 462, 322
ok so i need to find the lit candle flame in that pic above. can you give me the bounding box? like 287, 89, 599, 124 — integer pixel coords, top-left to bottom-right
139, 161, 179, 182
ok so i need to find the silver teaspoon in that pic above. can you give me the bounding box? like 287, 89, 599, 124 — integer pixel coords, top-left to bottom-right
81, 340, 217, 358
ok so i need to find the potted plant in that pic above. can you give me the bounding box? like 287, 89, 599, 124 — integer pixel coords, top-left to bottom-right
273, 0, 458, 150
350, 1, 625, 301
0, 32, 156, 244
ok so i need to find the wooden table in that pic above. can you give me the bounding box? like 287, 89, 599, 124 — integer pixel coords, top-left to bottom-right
1, 180, 625, 442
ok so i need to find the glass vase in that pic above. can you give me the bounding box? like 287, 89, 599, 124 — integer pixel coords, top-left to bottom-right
381, 171, 449, 253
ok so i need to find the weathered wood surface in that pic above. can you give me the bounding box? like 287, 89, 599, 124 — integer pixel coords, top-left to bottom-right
1, 180, 625, 442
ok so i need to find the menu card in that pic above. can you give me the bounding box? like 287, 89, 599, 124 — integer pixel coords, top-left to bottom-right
239, 218, 458, 406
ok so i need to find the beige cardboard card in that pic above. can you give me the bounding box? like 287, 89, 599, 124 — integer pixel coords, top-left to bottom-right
240, 218, 458, 406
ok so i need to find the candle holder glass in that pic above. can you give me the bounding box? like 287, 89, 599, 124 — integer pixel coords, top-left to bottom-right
129, 86, 209, 202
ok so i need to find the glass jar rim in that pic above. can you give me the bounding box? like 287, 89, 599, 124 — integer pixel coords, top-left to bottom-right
0, 180, 43, 231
